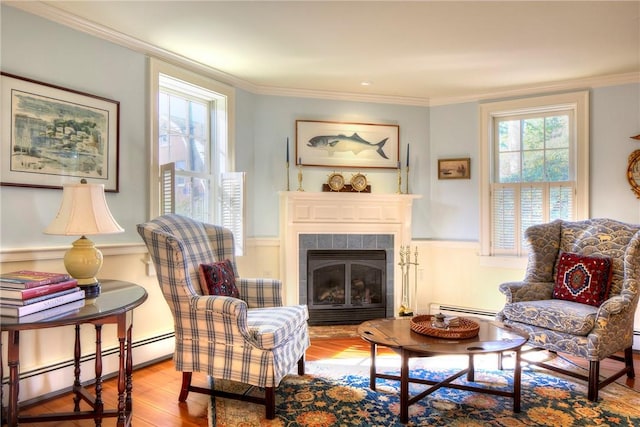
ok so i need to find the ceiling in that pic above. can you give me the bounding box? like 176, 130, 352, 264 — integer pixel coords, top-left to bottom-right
9, 1, 640, 104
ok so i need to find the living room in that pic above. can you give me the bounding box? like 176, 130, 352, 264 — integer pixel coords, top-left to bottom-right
1, 0, 639, 415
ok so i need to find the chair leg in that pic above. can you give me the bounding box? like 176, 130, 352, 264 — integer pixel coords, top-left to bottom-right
588, 360, 600, 402
178, 372, 192, 402
298, 356, 305, 376
265, 387, 275, 419
625, 347, 635, 379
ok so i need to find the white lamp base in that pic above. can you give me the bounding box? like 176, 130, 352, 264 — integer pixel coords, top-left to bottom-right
64, 236, 103, 298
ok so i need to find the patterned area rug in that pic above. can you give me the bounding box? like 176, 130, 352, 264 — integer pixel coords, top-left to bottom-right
208, 354, 640, 426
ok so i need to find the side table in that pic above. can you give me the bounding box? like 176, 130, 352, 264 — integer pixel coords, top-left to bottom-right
0, 279, 148, 427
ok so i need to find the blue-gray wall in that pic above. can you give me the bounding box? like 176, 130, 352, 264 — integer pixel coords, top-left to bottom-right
242, 93, 429, 237
1, 5, 147, 249
2, 4, 639, 250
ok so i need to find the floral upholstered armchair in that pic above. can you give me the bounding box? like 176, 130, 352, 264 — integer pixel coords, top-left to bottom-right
137, 214, 310, 419
496, 218, 640, 401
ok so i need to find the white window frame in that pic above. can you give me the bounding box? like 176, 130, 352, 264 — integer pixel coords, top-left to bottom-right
148, 58, 236, 221
149, 58, 244, 255
479, 91, 590, 257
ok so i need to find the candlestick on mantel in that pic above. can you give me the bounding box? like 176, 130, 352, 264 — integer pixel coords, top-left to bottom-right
405, 165, 409, 194
397, 161, 402, 194
297, 157, 304, 191
406, 143, 410, 167
405, 144, 410, 194
286, 138, 290, 190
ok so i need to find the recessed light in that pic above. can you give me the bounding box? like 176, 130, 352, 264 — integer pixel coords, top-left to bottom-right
361, 81, 372, 86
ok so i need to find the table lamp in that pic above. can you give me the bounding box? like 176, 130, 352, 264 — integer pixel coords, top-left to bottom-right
44, 179, 124, 298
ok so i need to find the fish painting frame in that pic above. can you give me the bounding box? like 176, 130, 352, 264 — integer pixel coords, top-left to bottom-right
1, 72, 120, 192
296, 120, 399, 169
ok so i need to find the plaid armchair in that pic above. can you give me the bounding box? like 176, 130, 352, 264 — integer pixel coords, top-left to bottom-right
137, 214, 309, 419
496, 218, 640, 401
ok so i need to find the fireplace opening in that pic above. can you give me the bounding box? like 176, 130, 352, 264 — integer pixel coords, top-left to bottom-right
307, 249, 386, 325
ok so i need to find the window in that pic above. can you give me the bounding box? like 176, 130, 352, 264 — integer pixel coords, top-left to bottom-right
480, 92, 589, 256
149, 59, 244, 254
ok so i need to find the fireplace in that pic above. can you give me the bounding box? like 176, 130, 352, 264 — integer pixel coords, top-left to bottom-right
279, 192, 420, 316
307, 249, 387, 325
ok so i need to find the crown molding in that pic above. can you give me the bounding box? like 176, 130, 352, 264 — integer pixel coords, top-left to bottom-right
7, 2, 639, 108
252, 85, 430, 106
429, 71, 640, 106
6, 1, 257, 91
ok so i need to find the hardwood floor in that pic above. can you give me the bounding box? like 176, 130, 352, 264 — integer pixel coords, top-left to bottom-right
16, 337, 640, 426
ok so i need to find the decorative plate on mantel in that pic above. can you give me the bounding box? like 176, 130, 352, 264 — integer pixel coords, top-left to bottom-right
327, 172, 345, 191
322, 172, 371, 193
350, 173, 368, 192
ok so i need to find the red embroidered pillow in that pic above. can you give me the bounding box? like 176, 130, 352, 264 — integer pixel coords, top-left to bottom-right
553, 251, 613, 307
198, 259, 239, 298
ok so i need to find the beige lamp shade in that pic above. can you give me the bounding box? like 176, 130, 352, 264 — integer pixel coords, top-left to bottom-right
44, 181, 123, 297
44, 182, 124, 235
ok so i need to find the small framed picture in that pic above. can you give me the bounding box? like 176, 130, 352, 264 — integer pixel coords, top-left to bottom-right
438, 158, 470, 180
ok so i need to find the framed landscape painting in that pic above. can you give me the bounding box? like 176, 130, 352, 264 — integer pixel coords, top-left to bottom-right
0, 72, 120, 191
438, 158, 471, 180
296, 120, 399, 169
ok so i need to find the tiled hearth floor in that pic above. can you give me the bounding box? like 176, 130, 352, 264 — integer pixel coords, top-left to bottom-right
309, 324, 360, 339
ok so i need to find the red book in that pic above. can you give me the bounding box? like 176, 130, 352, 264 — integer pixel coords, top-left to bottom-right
0, 278, 79, 300
0, 270, 71, 289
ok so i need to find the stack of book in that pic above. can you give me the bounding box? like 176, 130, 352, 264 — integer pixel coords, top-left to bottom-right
0, 270, 85, 321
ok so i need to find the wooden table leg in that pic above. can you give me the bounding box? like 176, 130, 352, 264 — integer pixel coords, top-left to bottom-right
125, 323, 133, 413
400, 348, 409, 424
116, 315, 127, 426
467, 353, 475, 382
513, 349, 522, 412
1, 333, 4, 422
73, 325, 82, 411
94, 324, 104, 426
369, 342, 377, 391
7, 330, 19, 427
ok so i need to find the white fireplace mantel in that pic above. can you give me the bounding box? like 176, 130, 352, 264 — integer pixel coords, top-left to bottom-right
279, 191, 421, 309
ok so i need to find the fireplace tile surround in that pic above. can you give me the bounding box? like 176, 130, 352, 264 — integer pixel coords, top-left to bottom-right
279, 191, 420, 315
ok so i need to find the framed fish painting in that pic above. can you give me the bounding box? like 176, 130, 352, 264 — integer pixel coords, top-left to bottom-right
296, 120, 399, 169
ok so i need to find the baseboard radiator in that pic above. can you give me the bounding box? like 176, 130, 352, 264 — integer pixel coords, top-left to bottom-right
428, 303, 497, 320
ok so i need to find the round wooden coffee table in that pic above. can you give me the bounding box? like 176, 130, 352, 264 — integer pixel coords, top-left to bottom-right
357, 317, 527, 424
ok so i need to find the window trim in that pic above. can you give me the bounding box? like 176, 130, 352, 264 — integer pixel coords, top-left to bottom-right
479, 91, 589, 256
148, 58, 235, 220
